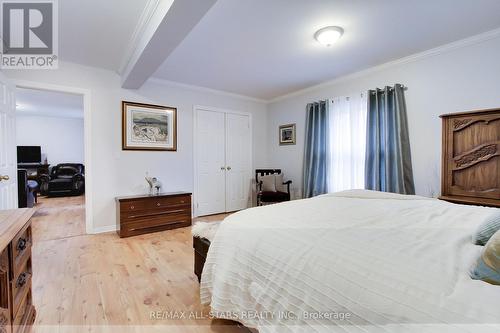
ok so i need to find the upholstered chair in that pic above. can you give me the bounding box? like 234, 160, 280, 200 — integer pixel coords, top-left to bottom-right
255, 169, 292, 206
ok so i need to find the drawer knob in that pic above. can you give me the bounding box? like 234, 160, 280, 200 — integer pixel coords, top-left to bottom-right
17, 238, 27, 251
130, 205, 135, 210
16, 272, 28, 288
156, 203, 161, 207
180, 200, 185, 203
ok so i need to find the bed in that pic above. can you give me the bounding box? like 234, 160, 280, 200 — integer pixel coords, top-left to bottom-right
199, 190, 500, 332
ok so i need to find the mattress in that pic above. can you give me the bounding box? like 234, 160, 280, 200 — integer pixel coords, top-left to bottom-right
200, 190, 500, 333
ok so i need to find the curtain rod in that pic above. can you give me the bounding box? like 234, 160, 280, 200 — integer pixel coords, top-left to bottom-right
329, 85, 408, 102
370, 85, 408, 93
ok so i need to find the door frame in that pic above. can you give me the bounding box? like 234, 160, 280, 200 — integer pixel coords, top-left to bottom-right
193, 105, 253, 217
13, 79, 94, 234
0, 73, 17, 209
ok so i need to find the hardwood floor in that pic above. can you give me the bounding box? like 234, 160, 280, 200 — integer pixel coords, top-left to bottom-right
30, 195, 246, 332
31, 195, 86, 242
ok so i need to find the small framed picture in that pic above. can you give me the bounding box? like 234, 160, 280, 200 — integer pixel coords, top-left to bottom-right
122, 101, 177, 151
279, 123, 296, 145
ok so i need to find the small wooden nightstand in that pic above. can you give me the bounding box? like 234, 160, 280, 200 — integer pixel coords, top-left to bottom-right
116, 192, 192, 238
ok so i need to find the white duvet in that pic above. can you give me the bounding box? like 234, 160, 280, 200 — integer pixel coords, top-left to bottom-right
200, 190, 500, 333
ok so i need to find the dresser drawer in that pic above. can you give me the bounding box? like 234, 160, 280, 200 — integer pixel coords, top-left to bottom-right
149, 195, 190, 208
119, 200, 148, 212
124, 213, 191, 229
9, 225, 32, 280
120, 195, 191, 213
120, 215, 191, 238
12, 289, 31, 333
0, 249, 11, 333
120, 205, 191, 221
10, 258, 31, 318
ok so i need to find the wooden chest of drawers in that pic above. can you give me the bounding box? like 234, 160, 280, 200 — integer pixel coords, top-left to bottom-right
0, 209, 36, 333
116, 192, 192, 238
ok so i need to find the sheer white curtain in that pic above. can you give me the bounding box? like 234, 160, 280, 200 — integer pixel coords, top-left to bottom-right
327, 93, 368, 192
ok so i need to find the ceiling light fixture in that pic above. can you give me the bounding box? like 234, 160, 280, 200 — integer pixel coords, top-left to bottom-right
314, 26, 344, 46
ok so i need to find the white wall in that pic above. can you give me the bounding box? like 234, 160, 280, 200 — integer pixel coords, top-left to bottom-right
16, 115, 84, 165
267, 35, 500, 198
5, 61, 268, 232
7, 33, 500, 231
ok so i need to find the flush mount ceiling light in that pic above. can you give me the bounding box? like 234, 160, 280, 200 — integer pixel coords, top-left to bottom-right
314, 26, 344, 46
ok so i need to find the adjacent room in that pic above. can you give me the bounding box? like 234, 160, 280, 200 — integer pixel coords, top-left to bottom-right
0, 0, 499, 332
15, 87, 86, 240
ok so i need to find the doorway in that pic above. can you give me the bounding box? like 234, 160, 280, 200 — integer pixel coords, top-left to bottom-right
15, 87, 86, 239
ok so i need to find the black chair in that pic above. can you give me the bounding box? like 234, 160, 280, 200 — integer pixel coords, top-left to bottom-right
18, 169, 38, 208
255, 169, 292, 206
40, 163, 85, 197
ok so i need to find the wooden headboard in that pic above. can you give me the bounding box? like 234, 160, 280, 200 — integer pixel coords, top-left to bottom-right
440, 108, 500, 207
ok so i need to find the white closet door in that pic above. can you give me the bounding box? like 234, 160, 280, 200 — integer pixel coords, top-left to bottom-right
225, 113, 251, 212
195, 109, 226, 216
0, 73, 17, 210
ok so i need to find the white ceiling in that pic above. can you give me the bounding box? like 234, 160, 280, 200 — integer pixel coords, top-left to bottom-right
151, 0, 500, 100
16, 88, 84, 119
59, 0, 149, 71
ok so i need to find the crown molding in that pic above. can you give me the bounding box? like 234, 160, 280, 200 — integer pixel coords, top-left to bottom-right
118, 0, 162, 75
147, 78, 268, 104
269, 27, 500, 103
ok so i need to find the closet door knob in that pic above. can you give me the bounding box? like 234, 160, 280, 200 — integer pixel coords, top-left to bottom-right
227, 166, 232, 171
220, 166, 226, 171
0, 175, 9, 181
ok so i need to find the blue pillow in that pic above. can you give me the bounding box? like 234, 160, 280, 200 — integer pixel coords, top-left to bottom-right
473, 211, 500, 245
470, 229, 500, 285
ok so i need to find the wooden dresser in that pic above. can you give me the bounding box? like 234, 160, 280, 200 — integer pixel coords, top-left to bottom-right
116, 192, 192, 238
0, 209, 36, 333
440, 108, 500, 207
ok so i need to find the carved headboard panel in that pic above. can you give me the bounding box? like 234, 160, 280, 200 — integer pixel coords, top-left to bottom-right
440, 108, 500, 207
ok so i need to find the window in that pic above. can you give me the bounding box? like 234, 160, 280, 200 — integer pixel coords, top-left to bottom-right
327, 93, 367, 192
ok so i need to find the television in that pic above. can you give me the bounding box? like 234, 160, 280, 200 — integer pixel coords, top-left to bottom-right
17, 146, 42, 164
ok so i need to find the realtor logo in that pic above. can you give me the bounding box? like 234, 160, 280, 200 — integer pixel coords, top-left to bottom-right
0, 0, 58, 69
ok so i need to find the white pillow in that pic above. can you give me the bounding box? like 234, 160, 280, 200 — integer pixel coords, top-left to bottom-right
275, 174, 285, 192
473, 211, 500, 245
260, 174, 276, 192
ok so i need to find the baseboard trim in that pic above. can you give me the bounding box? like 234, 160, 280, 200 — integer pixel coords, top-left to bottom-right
92, 225, 117, 234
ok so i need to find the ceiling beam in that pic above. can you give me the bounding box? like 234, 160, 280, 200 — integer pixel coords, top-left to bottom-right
120, 0, 218, 89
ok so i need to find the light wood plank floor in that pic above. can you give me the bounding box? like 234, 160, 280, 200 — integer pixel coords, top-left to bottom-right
31, 195, 246, 333
31, 196, 86, 242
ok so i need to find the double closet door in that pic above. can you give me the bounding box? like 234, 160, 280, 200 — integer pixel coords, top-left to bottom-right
195, 107, 252, 216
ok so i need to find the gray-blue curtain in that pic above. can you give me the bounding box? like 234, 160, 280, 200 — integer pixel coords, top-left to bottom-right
303, 100, 329, 198
365, 84, 415, 194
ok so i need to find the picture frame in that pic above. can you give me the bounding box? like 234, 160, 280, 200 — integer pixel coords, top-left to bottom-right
279, 123, 296, 145
122, 101, 177, 151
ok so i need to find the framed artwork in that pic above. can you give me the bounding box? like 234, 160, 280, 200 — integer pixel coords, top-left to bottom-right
122, 101, 177, 151
279, 123, 296, 145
